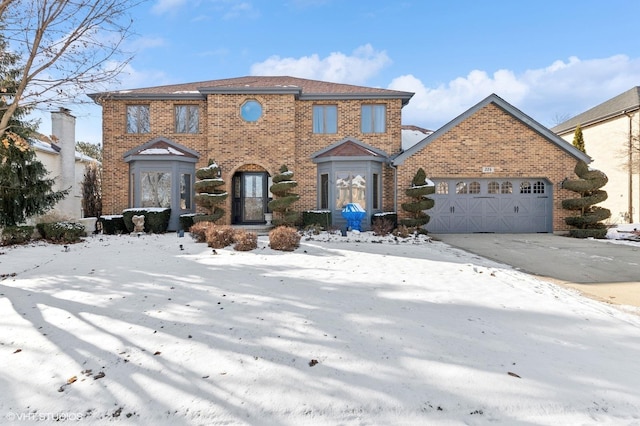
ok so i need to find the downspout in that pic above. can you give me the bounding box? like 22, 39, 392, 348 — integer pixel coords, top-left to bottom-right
624, 111, 634, 222
389, 159, 398, 215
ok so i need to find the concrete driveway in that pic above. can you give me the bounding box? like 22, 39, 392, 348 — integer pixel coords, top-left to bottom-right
432, 233, 640, 307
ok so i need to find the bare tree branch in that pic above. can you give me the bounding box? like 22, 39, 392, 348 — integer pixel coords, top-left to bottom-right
0, 0, 144, 135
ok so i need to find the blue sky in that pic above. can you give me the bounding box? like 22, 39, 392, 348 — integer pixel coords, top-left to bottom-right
36, 0, 640, 145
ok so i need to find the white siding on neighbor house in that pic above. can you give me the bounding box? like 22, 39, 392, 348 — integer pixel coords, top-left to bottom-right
33, 145, 96, 220
559, 113, 640, 223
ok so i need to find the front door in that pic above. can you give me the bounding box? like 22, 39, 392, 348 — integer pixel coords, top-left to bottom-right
232, 172, 269, 224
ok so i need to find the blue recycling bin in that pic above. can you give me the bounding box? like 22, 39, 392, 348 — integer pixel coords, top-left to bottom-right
341, 203, 366, 231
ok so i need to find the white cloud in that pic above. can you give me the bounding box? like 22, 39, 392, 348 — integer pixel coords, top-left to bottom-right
151, 0, 189, 15
250, 44, 391, 85
391, 55, 640, 129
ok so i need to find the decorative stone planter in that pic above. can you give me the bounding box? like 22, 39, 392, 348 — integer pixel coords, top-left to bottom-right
264, 213, 273, 226
78, 217, 98, 235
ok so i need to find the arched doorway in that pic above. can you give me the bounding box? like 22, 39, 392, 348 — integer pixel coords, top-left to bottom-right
231, 165, 271, 224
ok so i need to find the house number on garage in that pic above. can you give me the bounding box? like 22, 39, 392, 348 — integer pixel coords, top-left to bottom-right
482, 166, 494, 173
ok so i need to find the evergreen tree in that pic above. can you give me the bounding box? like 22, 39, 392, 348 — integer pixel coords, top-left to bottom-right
268, 165, 300, 227
400, 168, 435, 229
193, 160, 227, 223
81, 162, 102, 218
562, 160, 610, 238
0, 36, 67, 227
572, 124, 586, 153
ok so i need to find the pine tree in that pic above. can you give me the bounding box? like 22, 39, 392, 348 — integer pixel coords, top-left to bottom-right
0, 36, 68, 227
268, 165, 300, 226
572, 125, 586, 153
400, 168, 435, 230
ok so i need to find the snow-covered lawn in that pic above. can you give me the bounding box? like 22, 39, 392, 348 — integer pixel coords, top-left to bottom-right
1, 231, 639, 425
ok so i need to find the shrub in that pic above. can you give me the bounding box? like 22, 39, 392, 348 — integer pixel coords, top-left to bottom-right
205, 224, 236, 249
123, 208, 171, 233
371, 217, 395, 236
269, 226, 301, 251
1, 226, 34, 246
303, 224, 323, 236
180, 214, 206, 231
393, 225, 411, 238
146, 209, 171, 233
189, 221, 212, 243
302, 210, 331, 229
41, 221, 85, 243
233, 230, 258, 251
99, 215, 126, 235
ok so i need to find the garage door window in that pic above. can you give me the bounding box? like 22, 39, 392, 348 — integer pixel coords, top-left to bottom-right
501, 182, 513, 194
533, 181, 545, 194
456, 182, 467, 194
520, 181, 532, 194
488, 181, 500, 194
469, 181, 481, 194
436, 182, 448, 194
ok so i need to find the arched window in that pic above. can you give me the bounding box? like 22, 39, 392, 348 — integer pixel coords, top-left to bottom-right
436, 181, 448, 194
456, 181, 467, 194
520, 181, 532, 194
488, 181, 500, 194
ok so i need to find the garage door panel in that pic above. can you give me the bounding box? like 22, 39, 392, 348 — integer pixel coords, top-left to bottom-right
426, 178, 552, 234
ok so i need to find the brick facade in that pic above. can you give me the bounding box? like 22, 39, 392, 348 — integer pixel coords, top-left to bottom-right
394, 101, 587, 232
92, 77, 586, 233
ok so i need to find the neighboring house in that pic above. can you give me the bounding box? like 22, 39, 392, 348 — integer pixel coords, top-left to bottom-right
89, 76, 588, 233
31, 108, 98, 220
552, 87, 640, 224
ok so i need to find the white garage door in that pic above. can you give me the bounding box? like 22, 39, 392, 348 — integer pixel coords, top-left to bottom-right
426, 178, 552, 233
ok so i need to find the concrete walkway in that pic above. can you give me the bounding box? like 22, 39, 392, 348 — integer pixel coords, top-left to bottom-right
432, 233, 640, 307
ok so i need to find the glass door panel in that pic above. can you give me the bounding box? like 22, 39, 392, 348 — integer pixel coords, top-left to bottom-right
243, 174, 264, 221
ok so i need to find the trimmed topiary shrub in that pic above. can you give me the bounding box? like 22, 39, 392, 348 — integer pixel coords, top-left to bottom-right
233, 230, 258, 251
302, 210, 331, 229
268, 165, 300, 227
269, 225, 301, 251
400, 168, 435, 229
562, 160, 611, 239
99, 215, 126, 235
40, 221, 85, 243
194, 160, 228, 223
205, 224, 236, 249
1, 226, 34, 246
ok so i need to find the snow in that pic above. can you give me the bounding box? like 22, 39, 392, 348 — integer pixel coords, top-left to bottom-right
138, 147, 185, 156
1, 229, 640, 425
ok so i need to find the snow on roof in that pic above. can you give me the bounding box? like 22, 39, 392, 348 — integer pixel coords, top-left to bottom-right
139, 147, 185, 156
402, 126, 433, 150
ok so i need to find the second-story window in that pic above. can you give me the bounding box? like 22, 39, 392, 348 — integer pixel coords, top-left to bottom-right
313, 105, 337, 134
361, 104, 386, 133
126, 105, 150, 134
175, 105, 199, 133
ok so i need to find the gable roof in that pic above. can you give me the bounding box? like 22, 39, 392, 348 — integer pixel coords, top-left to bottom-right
552, 87, 640, 135
123, 137, 200, 163
88, 76, 414, 106
311, 137, 389, 163
393, 93, 591, 166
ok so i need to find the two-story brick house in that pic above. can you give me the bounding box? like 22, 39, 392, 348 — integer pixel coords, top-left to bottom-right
89, 76, 589, 233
